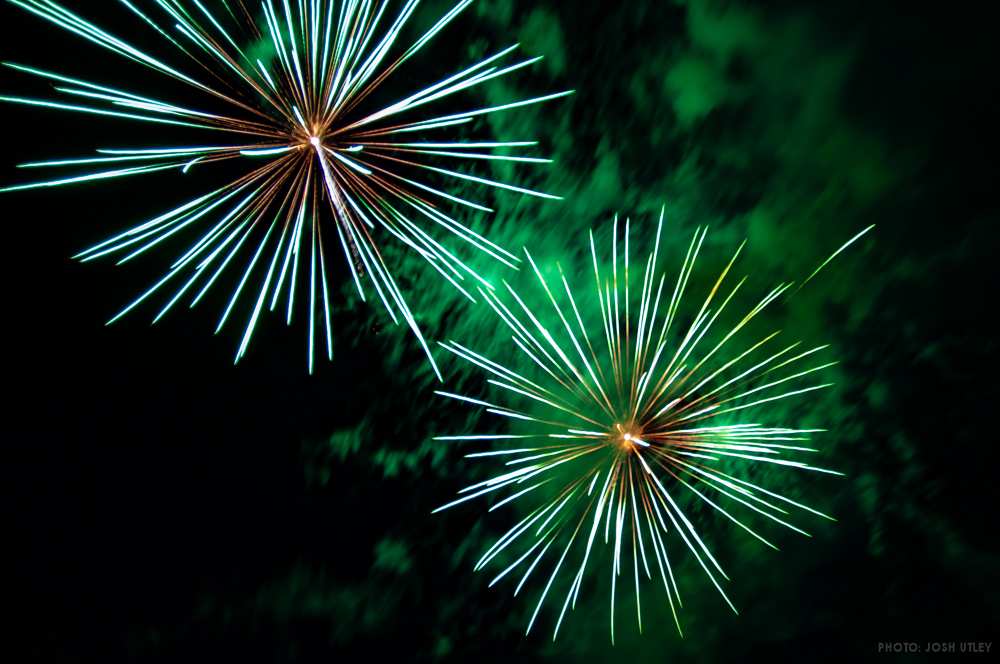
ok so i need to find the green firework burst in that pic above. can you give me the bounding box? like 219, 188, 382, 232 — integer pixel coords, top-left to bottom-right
434, 209, 874, 641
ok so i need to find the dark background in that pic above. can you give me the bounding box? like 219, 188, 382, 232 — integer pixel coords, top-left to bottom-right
2, 1, 998, 661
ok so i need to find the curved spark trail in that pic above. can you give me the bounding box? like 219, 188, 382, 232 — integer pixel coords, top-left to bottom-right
434, 211, 873, 640
1, 0, 571, 374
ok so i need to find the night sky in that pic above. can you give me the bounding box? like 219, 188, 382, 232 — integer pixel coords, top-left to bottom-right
3, 1, 998, 662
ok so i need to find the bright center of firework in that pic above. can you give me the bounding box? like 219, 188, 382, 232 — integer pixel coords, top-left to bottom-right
613, 423, 644, 452
309, 135, 321, 148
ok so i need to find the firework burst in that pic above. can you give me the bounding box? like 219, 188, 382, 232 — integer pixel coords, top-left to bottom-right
1, 0, 571, 374
433, 210, 873, 641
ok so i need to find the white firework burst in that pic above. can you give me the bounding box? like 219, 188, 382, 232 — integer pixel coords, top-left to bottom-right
1, 0, 571, 373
